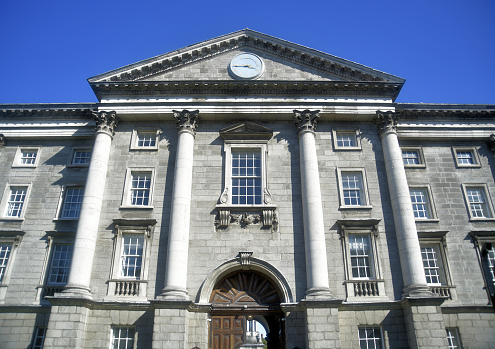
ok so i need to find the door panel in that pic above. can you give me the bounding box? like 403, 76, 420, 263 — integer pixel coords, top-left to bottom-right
210, 315, 244, 349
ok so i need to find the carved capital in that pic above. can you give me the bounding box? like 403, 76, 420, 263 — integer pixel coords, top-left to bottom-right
0, 134, 5, 148
173, 109, 199, 135
374, 110, 398, 135
293, 109, 320, 134
93, 110, 118, 137
487, 134, 495, 154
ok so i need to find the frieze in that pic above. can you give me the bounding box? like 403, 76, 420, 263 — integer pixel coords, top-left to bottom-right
215, 207, 278, 232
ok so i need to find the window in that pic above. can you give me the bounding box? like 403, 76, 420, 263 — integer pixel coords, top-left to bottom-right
333, 129, 361, 150
70, 148, 92, 166
46, 244, 73, 286
446, 328, 462, 349
401, 147, 425, 167
349, 235, 374, 279
453, 147, 480, 167
59, 186, 84, 219
470, 232, 495, 303
0, 244, 11, 285
0, 184, 31, 219
110, 326, 135, 349
337, 169, 371, 208
31, 327, 47, 349
410, 186, 436, 220
130, 129, 159, 150
121, 169, 155, 208
231, 149, 262, 205
418, 231, 456, 298
358, 327, 383, 349
462, 184, 494, 219
107, 219, 155, 299
12, 147, 41, 167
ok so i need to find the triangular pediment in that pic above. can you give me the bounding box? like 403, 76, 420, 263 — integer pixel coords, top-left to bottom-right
88, 29, 404, 84
219, 122, 273, 141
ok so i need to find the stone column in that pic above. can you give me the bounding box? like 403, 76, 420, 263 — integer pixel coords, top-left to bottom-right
160, 110, 199, 300
375, 111, 431, 298
293, 110, 334, 299
62, 111, 118, 298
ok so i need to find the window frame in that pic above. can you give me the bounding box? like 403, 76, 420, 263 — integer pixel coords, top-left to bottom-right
121, 168, 156, 209
0, 232, 23, 301
68, 148, 92, 167
401, 146, 426, 168
106, 219, 155, 300
358, 326, 384, 349
55, 185, 85, 220
0, 183, 32, 220
332, 129, 362, 150
453, 146, 481, 168
110, 326, 136, 349
461, 184, 495, 220
446, 327, 463, 349
223, 142, 267, 207
31, 327, 47, 349
409, 185, 438, 221
418, 231, 456, 299
130, 129, 160, 151
470, 231, 495, 304
337, 168, 372, 209
12, 146, 41, 168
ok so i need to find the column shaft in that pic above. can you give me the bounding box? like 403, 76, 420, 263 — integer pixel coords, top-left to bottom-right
294, 110, 333, 299
161, 110, 198, 300
64, 111, 117, 298
377, 111, 430, 297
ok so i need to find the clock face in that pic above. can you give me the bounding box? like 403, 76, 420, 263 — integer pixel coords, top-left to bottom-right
229, 53, 264, 80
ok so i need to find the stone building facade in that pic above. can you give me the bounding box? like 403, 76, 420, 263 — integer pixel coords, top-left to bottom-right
0, 29, 494, 348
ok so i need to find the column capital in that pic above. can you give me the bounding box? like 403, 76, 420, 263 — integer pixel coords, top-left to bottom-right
293, 109, 320, 134
174, 109, 199, 136
487, 134, 495, 153
93, 110, 118, 137
375, 110, 398, 136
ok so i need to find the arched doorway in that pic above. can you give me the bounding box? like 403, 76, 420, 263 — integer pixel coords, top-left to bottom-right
209, 270, 286, 349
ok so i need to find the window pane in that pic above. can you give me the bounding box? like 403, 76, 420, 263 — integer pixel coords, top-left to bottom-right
231, 149, 262, 205
0, 244, 12, 284
120, 235, 144, 279
32, 327, 47, 349
336, 132, 356, 147
137, 132, 156, 147
467, 187, 490, 218
47, 244, 73, 285
349, 235, 372, 278
111, 327, 135, 349
6, 186, 27, 217
62, 187, 84, 218
402, 150, 420, 165
130, 172, 151, 206
342, 173, 363, 206
457, 150, 474, 165
20, 149, 37, 165
358, 327, 383, 349
421, 245, 441, 285
72, 150, 91, 164
486, 245, 495, 286
410, 189, 430, 219
446, 328, 461, 349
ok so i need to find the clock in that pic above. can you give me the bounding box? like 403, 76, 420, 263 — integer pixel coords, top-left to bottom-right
229, 53, 264, 80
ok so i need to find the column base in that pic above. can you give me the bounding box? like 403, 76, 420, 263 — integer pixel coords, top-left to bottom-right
304, 287, 337, 300
58, 284, 93, 300
402, 284, 437, 299
159, 286, 190, 301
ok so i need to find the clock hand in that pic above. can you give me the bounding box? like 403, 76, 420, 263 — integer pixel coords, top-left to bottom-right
233, 64, 255, 69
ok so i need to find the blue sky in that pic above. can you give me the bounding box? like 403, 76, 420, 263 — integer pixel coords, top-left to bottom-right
1, 0, 493, 105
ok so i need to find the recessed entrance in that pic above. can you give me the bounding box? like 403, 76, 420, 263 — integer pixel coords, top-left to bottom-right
208, 271, 285, 349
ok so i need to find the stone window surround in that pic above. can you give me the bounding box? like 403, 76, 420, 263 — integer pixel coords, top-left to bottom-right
332, 128, 362, 150
453, 146, 481, 168
120, 168, 156, 209
35, 231, 74, 302
0, 183, 32, 220
12, 146, 41, 168
54, 184, 85, 220
461, 183, 495, 221
417, 230, 456, 299
470, 230, 495, 304
336, 168, 372, 209
106, 219, 156, 300
130, 128, 161, 150
409, 185, 439, 221
401, 146, 426, 168
0, 230, 24, 303
337, 219, 387, 302
68, 147, 92, 167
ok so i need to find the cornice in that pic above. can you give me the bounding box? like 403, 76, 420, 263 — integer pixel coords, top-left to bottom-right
88, 30, 404, 84
0, 104, 97, 119
396, 104, 495, 119
91, 80, 403, 100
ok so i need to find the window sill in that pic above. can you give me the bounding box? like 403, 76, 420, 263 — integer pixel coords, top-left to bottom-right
119, 205, 154, 210
456, 164, 481, 168
404, 164, 426, 169
469, 217, 495, 222
334, 147, 362, 151
53, 217, 79, 221
0, 217, 25, 221
415, 219, 440, 223
67, 164, 89, 168
339, 205, 373, 210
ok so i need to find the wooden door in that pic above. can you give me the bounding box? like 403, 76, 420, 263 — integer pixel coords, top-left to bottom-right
210, 315, 244, 349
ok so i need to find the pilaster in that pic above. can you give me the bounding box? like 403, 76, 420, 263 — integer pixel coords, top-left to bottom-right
294, 109, 334, 300
160, 110, 199, 300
